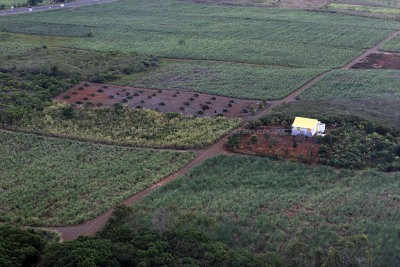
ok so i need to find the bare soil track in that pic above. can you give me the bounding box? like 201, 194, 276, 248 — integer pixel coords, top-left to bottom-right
27, 29, 400, 241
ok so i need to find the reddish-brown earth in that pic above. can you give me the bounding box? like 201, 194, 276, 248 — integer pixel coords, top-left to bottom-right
55, 83, 263, 119
351, 52, 400, 70
233, 126, 320, 163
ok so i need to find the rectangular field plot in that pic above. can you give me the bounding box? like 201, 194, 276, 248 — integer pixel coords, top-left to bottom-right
131, 154, 400, 266
130, 60, 325, 100
0, 0, 399, 67
0, 130, 194, 226
299, 69, 400, 100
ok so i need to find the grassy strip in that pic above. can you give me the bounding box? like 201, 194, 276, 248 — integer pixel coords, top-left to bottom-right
131, 154, 400, 266
380, 34, 400, 52
0, 130, 194, 226
130, 60, 325, 100
11, 103, 241, 149
0, 0, 399, 67
327, 3, 400, 14
0, 32, 80, 47
298, 69, 400, 100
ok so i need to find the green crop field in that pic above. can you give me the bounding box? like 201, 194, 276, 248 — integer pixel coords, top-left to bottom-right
131, 154, 400, 266
0, 41, 38, 58
380, 34, 400, 52
12, 103, 241, 149
269, 99, 400, 129
298, 69, 400, 100
0, 130, 194, 226
130, 60, 324, 100
0, 0, 399, 68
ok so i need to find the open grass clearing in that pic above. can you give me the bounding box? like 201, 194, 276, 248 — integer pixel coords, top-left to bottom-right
130, 60, 325, 100
0, 0, 399, 68
298, 69, 400, 100
0, 130, 194, 226
131, 154, 400, 266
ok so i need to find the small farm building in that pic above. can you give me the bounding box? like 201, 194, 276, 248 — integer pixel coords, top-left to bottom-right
291, 117, 325, 137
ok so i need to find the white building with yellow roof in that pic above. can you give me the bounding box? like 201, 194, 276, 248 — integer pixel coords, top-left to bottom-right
291, 117, 325, 137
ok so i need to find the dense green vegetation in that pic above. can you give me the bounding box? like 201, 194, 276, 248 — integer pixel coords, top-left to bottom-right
11, 103, 241, 149
130, 154, 400, 266
0, 225, 47, 267
131, 60, 324, 100
299, 69, 400, 100
0, 130, 194, 226
0, 0, 399, 68
0, 47, 157, 124
318, 121, 400, 171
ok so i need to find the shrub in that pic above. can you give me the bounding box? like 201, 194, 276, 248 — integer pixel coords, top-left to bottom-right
134, 93, 139, 96
202, 105, 209, 111
78, 87, 84, 90
83, 97, 88, 100
84, 83, 89, 87
90, 93, 95, 97
179, 107, 185, 110
139, 90, 143, 93
211, 97, 216, 100
223, 109, 228, 112
173, 94, 177, 97
103, 86, 108, 89
96, 102, 103, 106
147, 96, 152, 99
159, 102, 166, 106
198, 110, 204, 115
109, 94, 114, 98
184, 102, 190, 106
152, 93, 157, 97
250, 134, 258, 143
122, 99, 128, 103
75, 101, 82, 104
217, 113, 224, 117
63, 95, 70, 99
136, 105, 142, 109
228, 103, 232, 107
189, 97, 194, 101
229, 100, 235, 103
242, 109, 248, 113
97, 89, 104, 93
141, 100, 145, 103
158, 90, 162, 93
72, 91, 78, 95
194, 94, 199, 97
127, 95, 133, 99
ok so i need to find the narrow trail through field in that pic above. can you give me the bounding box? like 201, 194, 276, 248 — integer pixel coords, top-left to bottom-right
28, 29, 400, 241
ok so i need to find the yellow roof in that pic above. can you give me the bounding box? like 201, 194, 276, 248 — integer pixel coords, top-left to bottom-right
292, 117, 317, 129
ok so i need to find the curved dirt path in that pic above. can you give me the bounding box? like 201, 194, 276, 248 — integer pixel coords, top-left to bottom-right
28, 29, 400, 241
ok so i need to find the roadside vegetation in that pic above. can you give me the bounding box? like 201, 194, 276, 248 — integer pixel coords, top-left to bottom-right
299, 69, 400, 100
131, 60, 324, 100
129, 154, 400, 266
11, 103, 241, 149
0, 130, 194, 226
380, 34, 400, 52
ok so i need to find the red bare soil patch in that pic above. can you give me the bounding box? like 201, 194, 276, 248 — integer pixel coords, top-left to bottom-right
351, 52, 400, 70
233, 126, 320, 163
55, 83, 263, 119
